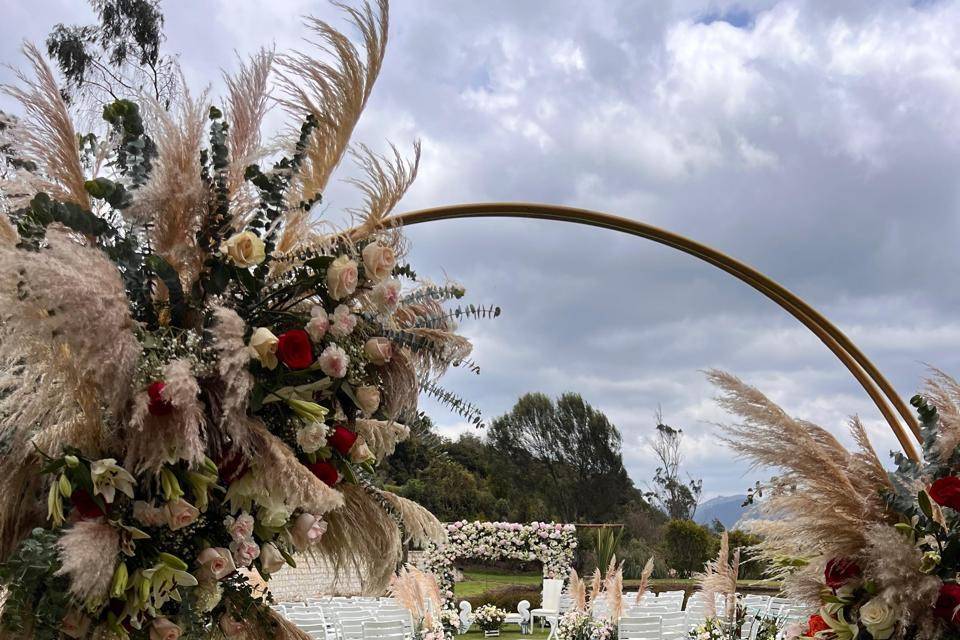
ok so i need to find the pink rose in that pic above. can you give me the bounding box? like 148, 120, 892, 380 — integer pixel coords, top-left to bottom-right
150, 617, 182, 640
197, 547, 236, 581
318, 344, 349, 378
225, 511, 255, 542
219, 613, 246, 637
230, 539, 260, 568
326, 255, 358, 300
165, 499, 200, 531
133, 501, 167, 528
306, 306, 329, 342
329, 304, 357, 338
364, 337, 393, 365
356, 385, 381, 416
292, 513, 328, 550
372, 278, 401, 313
362, 242, 396, 282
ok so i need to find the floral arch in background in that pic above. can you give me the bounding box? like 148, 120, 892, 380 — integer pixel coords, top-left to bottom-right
424, 521, 577, 605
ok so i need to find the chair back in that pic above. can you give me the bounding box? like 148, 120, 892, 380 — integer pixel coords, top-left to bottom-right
618, 616, 661, 640
658, 612, 686, 640
541, 578, 563, 611
362, 620, 406, 640
340, 619, 366, 640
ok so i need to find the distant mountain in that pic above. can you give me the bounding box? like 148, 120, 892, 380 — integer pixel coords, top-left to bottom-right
694, 495, 749, 530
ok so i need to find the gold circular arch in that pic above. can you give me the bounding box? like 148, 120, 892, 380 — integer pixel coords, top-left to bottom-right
385, 202, 922, 461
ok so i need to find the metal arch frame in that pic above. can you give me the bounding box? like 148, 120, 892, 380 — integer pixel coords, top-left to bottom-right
384, 201, 922, 461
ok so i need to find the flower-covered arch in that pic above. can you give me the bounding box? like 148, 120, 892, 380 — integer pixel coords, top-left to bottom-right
424, 521, 577, 603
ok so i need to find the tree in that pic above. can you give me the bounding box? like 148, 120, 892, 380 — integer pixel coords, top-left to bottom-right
398, 457, 490, 522
645, 408, 702, 520
487, 392, 634, 523
660, 519, 717, 577
379, 413, 444, 485
46, 0, 178, 106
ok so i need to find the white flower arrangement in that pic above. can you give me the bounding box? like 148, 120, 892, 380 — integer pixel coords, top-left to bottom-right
473, 605, 508, 632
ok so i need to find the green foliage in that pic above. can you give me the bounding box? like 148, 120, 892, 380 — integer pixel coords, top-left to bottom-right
646, 415, 702, 521
726, 529, 768, 580
0, 528, 71, 640
399, 457, 496, 521
661, 519, 717, 578
102, 98, 155, 185
421, 381, 485, 428
593, 526, 624, 574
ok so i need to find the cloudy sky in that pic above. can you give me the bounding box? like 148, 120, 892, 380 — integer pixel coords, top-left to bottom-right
3, 0, 960, 500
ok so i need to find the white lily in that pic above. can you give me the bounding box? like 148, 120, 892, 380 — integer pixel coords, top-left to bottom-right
90, 458, 136, 503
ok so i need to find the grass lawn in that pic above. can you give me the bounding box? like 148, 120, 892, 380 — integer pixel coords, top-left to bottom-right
459, 624, 550, 640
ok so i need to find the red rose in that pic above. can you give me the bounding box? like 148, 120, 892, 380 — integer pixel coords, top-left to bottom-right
806, 614, 829, 636
824, 557, 861, 589
306, 461, 340, 486
70, 489, 106, 519
935, 583, 960, 625
930, 476, 960, 511
276, 329, 314, 370
328, 425, 358, 455
147, 381, 173, 416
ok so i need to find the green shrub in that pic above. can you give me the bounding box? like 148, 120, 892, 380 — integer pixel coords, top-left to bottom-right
621, 538, 670, 579
661, 519, 717, 577
726, 529, 768, 580
465, 584, 541, 613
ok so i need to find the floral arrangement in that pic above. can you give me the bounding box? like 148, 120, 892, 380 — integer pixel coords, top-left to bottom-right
424, 521, 576, 605
0, 1, 492, 638
710, 369, 960, 640
473, 605, 507, 632
555, 612, 615, 640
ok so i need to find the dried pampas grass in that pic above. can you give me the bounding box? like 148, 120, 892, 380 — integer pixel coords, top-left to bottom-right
923, 368, 960, 461
568, 569, 587, 612
276, 0, 389, 226
694, 531, 739, 621
389, 564, 442, 625
379, 491, 445, 547
708, 370, 893, 576
55, 520, 120, 611
354, 419, 410, 462
634, 556, 655, 605
210, 305, 258, 455
344, 142, 420, 237
602, 557, 624, 621
1, 43, 90, 210
311, 484, 402, 595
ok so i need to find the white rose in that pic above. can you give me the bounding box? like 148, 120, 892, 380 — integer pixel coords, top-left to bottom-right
372, 278, 401, 313
230, 539, 260, 568
296, 422, 329, 454
364, 337, 393, 365
292, 513, 328, 550
259, 542, 286, 575
860, 599, 896, 639
220, 231, 266, 268
196, 547, 236, 581
318, 344, 349, 378
150, 617, 182, 640
362, 242, 396, 282
248, 327, 279, 369
326, 255, 359, 300
329, 304, 357, 338
356, 385, 380, 416
166, 498, 200, 531
306, 306, 329, 342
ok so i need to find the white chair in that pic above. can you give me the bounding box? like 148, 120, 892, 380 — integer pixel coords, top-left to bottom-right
362, 621, 405, 640
517, 600, 532, 634
658, 612, 686, 640
340, 619, 368, 640
618, 616, 661, 640
458, 600, 473, 634
375, 610, 412, 633
531, 579, 563, 640
766, 597, 793, 617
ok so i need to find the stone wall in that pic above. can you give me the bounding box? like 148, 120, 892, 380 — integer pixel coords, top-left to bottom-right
268, 551, 429, 603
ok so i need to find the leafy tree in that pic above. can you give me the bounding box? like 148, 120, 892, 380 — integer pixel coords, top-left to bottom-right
726, 529, 768, 580
487, 392, 634, 523
645, 408, 702, 520
379, 413, 443, 485
660, 519, 717, 577
398, 457, 490, 522
46, 0, 178, 106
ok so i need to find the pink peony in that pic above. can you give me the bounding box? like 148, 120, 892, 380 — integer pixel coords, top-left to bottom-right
318, 344, 349, 378
224, 512, 255, 542
329, 304, 358, 337
306, 306, 330, 342
230, 539, 260, 568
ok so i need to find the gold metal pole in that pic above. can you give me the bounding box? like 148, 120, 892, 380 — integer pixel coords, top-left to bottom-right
385, 202, 921, 461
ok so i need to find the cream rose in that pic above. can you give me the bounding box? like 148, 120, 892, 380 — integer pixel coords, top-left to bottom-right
329, 304, 357, 338
150, 617, 182, 640
356, 385, 380, 416
219, 613, 246, 637
296, 421, 329, 454
248, 327, 279, 369
372, 278, 401, 313
318, 344, 349, 378
306, 306, 330, 342
220, 231, 266, 268
166, 498, 200, 531
860, 599, 896, 639
259, 542, 286, 575
349, 441, 374, 464
292, 513, 328, 550
197, 547, 236, 581
362, 242, 396, 282
326, 255, 359, 300
364, 337, 393, 365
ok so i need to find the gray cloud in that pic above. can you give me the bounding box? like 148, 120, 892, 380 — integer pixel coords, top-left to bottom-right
2, 0, 959, 499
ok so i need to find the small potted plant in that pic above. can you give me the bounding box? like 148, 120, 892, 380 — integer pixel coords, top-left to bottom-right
474, 604, 508, 637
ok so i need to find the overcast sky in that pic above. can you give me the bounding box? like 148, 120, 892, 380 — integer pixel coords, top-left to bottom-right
3, 0, 959, 500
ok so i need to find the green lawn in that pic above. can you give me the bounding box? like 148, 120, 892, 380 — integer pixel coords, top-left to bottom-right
459, 624, 549, 640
